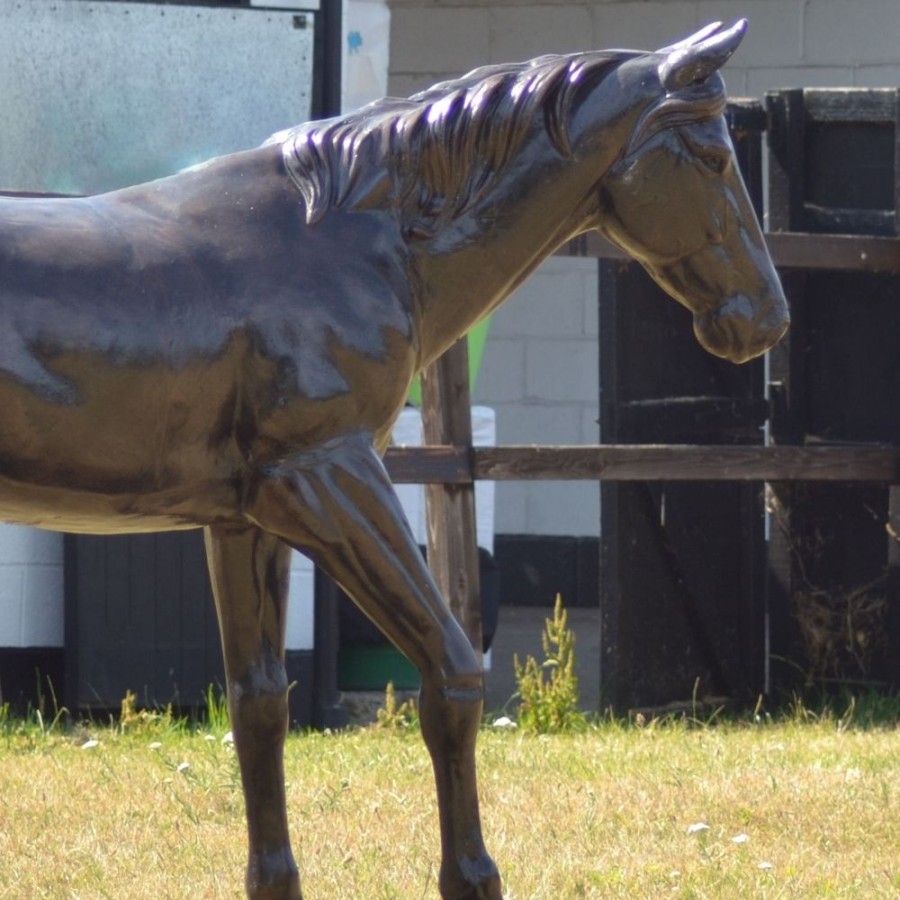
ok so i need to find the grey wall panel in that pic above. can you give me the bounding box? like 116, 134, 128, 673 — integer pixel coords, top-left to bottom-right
0, 1, 315, 194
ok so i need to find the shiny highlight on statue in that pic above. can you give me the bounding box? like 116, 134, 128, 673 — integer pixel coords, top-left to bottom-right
0, 21, 786, 899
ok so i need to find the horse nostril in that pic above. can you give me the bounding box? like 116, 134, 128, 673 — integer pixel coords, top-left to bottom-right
693, 293, 789, 364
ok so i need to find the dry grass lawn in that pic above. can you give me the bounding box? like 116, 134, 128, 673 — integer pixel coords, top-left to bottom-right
1, 709, 899, 898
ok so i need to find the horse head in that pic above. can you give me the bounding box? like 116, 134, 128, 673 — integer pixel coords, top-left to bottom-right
596, 20, 789, 363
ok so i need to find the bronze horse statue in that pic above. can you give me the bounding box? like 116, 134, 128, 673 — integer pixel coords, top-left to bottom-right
0, 20, 787, 899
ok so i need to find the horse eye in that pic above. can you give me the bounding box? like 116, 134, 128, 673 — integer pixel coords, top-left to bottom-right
700, 153, 729, 176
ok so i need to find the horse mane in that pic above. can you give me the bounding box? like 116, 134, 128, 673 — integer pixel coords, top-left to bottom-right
271, 49, 725, 233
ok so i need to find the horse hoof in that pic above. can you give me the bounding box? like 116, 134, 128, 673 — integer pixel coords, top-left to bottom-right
246, 884, 301, 900
246, 849, 302, 900
246, 879, 302, 900
440, 856, 503, 900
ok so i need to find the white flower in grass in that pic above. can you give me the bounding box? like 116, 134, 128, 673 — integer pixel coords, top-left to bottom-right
686, 822, 710, 835
176, 761, 190, 773
731, 833, 750, 844
80, 739, 100, 750
204, 734, 217, 743
492, 716, 517, 730
222, 731, 234, 745
148, 741, 162, 751
758, 861, 774, 871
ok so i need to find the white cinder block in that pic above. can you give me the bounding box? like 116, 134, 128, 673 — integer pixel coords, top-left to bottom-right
527, 481, 600, 537
471, 338, 526, 405
287, 552, 315, 651
489, 5, 593, 61
0, 570, 24, 647
20, 566, 64, 647
592, 2, 699, 52
582, 277, 599, 339
746, 66, 855, 97
492, 402, 583, 446
804, 0, 900, 66
391, 7, 490, 74
498, 273, 588, 339
525, 338, 598, 404
853, 66, 900, 88
493, 482, 529, 536
387, 71, 443, 99
697, 1, 805, 67
0, 525, 63, 566
581, 406, 600, 445
0, 527, 64, 647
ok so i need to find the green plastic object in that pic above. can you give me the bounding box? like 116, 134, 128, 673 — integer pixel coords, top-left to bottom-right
337, 643, 421, 691
407, 318, 491, 406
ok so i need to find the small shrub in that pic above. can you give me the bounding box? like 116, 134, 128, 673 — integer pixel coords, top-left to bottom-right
119, 689, 174, 735
375, 681, 419, 730
202, 683, 230, 732
514, 594, 586, 734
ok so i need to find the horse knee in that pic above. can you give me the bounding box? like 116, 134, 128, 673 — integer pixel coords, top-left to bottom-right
228, 641, 289, 736
420, 626, 483, 698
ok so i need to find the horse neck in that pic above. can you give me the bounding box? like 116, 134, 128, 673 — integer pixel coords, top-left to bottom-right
405, 70, 662, 368
409, 153, 600, 368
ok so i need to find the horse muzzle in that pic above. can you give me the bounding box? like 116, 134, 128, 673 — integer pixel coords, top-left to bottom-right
693, 290, 790, 364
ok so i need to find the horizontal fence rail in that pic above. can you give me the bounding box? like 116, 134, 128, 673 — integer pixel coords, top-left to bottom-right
385, 444, 900, 484
560, 232, 900, 275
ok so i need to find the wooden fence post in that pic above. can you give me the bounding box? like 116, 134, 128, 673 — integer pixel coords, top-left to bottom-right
420, 339, 483, 662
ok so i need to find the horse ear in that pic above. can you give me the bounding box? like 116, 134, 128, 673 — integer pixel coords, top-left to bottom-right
656, 22, 724, 56
658, 19, 747, 92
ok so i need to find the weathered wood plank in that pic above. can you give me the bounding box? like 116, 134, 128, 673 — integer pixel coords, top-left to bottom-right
557, 231, 900, 274
383, 445, 471, 484
419, 340, 483, 659
886, 486, 900, 685
384, 444, 900, 483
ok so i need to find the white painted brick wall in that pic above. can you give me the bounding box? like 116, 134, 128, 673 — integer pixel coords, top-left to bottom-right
287, 552, 315, 651
0, 527, 63, 648
472, 258, 600, 536
388, 0, 900, 537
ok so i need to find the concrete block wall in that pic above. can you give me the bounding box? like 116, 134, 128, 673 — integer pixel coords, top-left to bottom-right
389, 1, 900, 96
388, 0, 900, 537
473, 257, 600, 536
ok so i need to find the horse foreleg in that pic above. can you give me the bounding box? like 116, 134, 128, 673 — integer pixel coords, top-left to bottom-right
204, 524, 301, 900
244, 432, 503, 900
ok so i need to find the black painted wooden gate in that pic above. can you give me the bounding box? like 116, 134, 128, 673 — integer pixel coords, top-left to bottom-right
65, 533, 221, 711
599, 102, 770, 710
766, 89, 900, 692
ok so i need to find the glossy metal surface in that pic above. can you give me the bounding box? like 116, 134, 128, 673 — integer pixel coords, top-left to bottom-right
1, 21, 786, 899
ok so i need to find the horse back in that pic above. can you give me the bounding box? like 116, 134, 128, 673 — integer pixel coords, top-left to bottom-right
0, 144, 418, 531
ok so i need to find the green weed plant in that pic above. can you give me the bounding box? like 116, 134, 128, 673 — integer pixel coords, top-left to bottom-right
514, 593, 587, 733
375, 681, 419, 730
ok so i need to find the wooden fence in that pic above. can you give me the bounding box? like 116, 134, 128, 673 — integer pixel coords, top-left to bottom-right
384, 231, 900, 658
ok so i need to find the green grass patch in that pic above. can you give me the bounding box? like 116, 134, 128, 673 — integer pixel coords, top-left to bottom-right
1, 699, 900, 898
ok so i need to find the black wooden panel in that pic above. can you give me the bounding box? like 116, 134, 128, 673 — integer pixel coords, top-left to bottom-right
601, 481, 763, 708
154, 533, 186, 700
802, 272, 900, 444
598, 101, 768, 710
766, 88, 900, 693
67, 531, 223, 711
767, 88, 900, 236
493, 535, 599, 608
